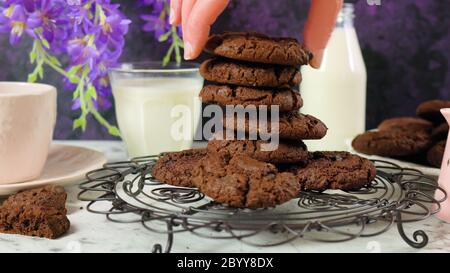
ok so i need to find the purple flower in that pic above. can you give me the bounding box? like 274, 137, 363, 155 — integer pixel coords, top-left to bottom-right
99, 14, 130, 42
71, 97, 81, 110
0, 4, 31, 45
139, 0, 182, 41
89, 49, 120, 80
93, 78, 113, 110
95, 12, 131, 55
26, 0, 68, 44
138, 0, 165, 10
67, 37, 98, 69
141, 13, 167, 39
0, 0, 129, 135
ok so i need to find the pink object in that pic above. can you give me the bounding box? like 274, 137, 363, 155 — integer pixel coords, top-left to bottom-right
435, 108, 450, 222
0, 144, 106, 195
0, 82, 56, 184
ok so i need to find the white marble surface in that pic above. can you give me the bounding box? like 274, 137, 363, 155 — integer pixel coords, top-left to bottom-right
1, 140, 449, 253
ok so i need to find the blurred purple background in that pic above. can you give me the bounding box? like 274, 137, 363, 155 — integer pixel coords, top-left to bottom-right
0, 0, 448, 140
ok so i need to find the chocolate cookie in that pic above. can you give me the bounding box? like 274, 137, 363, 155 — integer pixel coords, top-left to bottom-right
289, 152, 376, 191
200, 85, 303, 112
378, 117, 433, 133
200, 58, 301, 88
431, 123, 449, 141
0, 186, 70, 239
151, 149, 207, 188
416, 100, 450, 124
352, 130, 432, 157
224, 111, 328, 140
427, 140, 446, 168
192, 153, 300, 208
207, 138, 308, 164
204, 32, 312, 66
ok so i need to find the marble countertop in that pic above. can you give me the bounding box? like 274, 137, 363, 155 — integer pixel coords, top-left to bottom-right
1, 140, 449, 253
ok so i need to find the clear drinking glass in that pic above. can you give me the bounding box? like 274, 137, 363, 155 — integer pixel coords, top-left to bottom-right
109, 62, 203, 158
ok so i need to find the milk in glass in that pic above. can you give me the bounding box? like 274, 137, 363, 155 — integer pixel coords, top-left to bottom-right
110, 66, 203, 158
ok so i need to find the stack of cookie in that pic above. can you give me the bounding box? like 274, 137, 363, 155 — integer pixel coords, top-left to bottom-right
352, 99, 450, 167
199, 32, 328, 143
198, 32, 329, 208
199, 32, 330, 167
152, 32, 377, 209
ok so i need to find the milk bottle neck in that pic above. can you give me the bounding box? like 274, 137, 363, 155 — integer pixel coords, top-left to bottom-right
336, 3, 355, 28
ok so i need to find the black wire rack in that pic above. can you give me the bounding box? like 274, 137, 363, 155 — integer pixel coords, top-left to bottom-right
78, 155, 446, 253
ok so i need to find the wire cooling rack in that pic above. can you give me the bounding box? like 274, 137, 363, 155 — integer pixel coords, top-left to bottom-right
78, 155, 446, 253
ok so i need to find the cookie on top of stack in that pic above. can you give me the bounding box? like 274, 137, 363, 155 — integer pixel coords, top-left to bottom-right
152, 32, 377, 209
352, 99, 450, 167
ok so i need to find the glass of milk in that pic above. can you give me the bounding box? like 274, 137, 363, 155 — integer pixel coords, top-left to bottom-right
109, 62, 203, 158
301, 3, 367, 151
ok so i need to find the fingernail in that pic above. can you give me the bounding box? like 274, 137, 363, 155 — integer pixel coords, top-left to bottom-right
310, 49, 324, 69
184, 41, 193, 60
169, 8, 175, 24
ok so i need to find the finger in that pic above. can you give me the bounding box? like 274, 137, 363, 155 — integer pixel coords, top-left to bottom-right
169, 0, 182, 25
304, 0, 343, 68
184, 0, 229, 60
181, 0, 196, 32
181, 0, 197, 58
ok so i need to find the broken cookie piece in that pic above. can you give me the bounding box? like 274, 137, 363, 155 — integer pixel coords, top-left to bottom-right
0, 185, 70, 239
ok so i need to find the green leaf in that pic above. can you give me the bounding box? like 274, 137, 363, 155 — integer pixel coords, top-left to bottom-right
34, 27, 43, 35
108, 126, 121, 137
38, 66, 44, 79
41, 38, 50, 49
162, 53, 171, 66
67, 65, 81, 75
175, 44, 181, 64
47, 55, 61, 66
29, 49, 37, 64
27, 72, 37, 83
73, 116, 87, 131
73, 88, 80, 100
67, 66, 80, 84
162, 43, 175, 67
69, 75, 79, 84
158, 31, 171, 42
87, 85, 97, 100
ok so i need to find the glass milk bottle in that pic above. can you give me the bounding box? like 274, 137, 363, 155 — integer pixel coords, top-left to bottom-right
301, 3, 367, 151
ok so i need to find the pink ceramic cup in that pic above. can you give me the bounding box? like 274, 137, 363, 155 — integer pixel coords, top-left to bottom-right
0, 82, 57, 184
435, 108, 450, 222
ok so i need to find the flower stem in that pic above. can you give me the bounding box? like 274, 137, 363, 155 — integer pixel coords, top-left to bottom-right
28, 39, 119, 136
88, 101, 120, 136
159, 2, 183, 66
44, 59, 77, 81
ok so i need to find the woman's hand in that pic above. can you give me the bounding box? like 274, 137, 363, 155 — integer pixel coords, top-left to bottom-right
170, 0, 343, 68
169, 0, 229, 60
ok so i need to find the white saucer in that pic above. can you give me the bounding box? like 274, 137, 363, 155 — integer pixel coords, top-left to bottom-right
0, 144, 107, 196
